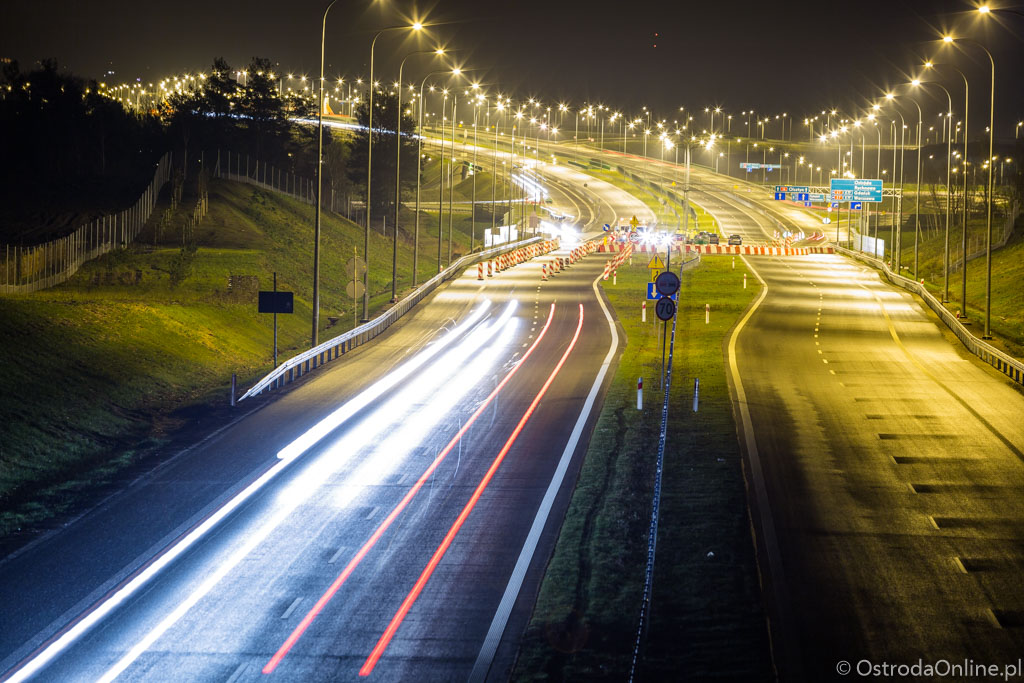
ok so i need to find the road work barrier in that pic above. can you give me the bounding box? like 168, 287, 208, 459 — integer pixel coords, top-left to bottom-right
837, 246, 1024, 387
239, 237, 554, 401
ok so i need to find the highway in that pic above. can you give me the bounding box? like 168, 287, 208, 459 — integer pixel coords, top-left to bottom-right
0, 154, 650, 681
544, 139, 1024, 679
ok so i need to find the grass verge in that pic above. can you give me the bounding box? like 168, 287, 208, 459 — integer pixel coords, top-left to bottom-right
513, 256, 772, 680
0, 176, 492, 541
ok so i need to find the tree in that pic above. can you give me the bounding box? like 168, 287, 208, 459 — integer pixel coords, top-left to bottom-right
347, 91, 419, 222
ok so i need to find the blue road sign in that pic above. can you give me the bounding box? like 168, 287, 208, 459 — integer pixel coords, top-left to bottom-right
775, 186, 809, 193
796, 193, 809, 201
603, 223, 611, 230
808, 192, 827, 202
830, 178, 883, 202
850, 201, 863, 210
774, 192, 785, 200
804, 201, 812, 207
647, 282, 678, 300
831, 202, 839, 208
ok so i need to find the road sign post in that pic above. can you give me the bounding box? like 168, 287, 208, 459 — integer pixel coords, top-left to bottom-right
258, 276, 294, 368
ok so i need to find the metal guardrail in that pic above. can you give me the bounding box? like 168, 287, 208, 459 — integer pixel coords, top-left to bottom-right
238, 236, 551, 401
837, 246, 1023, 386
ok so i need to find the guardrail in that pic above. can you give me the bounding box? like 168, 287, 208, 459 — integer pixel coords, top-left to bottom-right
238, 236, 553, 401
836, 246, 1023, 386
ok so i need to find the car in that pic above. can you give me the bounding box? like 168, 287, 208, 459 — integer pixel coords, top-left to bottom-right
708, 233, 720, 245
728, 234, 742, 245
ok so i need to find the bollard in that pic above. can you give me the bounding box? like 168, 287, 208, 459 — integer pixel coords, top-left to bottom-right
488, 260, 493, 277
478, 262, 484, 281
693, 378, 699, 412
732, 255, 735, 270
642, 301, 646, 323
542, 263, 548, 280
743, 273, 747, 289
705, 303, 710, 324
230, 373, 237, 406
613, 269, 617, 285
637, 377, 643, 410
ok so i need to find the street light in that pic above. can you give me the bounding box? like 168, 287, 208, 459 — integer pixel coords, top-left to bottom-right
912, 73, 955, 303
312, 0, 340, 348
944, 33, 996, 338
363, 21, 423, 321
391, 48, 443, 303
890, 88, 923, 279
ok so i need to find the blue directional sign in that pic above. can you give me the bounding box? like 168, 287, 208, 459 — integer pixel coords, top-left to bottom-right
775, 185, 809, 193
850, 201, 863, 210
808, 192, 827, 202
830, 178, 883, 202
796, 193, 809, 201
774, 192, 786, 200
831, 202, 839, 208
647, 282, 678, 300
804, 201, 812, 207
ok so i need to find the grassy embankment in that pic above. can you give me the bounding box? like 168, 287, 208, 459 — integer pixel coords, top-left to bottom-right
0, 169, 505, 539
514, 256, 772, 680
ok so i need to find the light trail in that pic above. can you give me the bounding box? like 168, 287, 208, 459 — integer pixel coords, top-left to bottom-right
359, 303, 585, 676
262, 303, 558, 674
4, 301, 496, 683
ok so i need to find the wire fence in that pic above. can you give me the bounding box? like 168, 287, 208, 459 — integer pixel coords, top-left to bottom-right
1, 153, 173, 294
210, 150, 360, 223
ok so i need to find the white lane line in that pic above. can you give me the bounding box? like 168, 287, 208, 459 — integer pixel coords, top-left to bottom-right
364, 506, 380, 521
327, 546, 348, 565
225, 662, 248, 683
280, 597, 303, 620
727, 256, 795, 680
469, 266, 620, 682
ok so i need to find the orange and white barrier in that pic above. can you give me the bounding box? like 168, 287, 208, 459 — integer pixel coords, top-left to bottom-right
477, 263, 484, 280
683, 245, 835, 256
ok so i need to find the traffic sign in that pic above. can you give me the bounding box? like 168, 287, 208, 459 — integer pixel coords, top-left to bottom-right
655, 297, 676, 321
795, 193, 809, 201
850, 201, 862, 210
648, 255, 665, 271
655, 271, 680, 296
258, 291, 294, 314
647, 282, 678, 300
808, 192, 827, 202
629, 231, 641, 244
603, 223, 611, 231
630, 215, 640, 228
804, 201, 812, 207
829, 178, 883, 202
775, 185, 809, 193
773, 192, 785, 201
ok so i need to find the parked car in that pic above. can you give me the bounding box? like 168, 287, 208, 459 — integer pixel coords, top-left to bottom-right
728, 234, 742, 245
708, 233, 720, 245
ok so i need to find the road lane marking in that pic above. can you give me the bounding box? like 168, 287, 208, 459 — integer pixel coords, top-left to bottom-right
727, 256, 795, 680
226, 662, 248, 683
262, 305, 559, 675
361, 305, 586, 676
470, 263, 621, 682
281, 598, 303, 620
328, 546, 348, 565
363, 506, 380, 521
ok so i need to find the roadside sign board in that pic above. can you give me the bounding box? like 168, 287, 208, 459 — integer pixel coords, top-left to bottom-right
796, 193, 809, 201
774, 192, 785, 200
804, 201, 812, 207
655, 297, 676, 321
629, 231, 641, 244
630, 215, 640, 228
829, 178, 883, 202
655, 271, 680, 297
647, 283, 678, 300
808, 193, 827, 202
850, 201, 863, 210
648, 255, 665, 271
775, 186, 809, 193
741, 163, 782, 170
258, 291, 294, 314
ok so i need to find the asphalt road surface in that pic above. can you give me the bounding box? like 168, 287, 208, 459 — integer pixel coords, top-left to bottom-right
0, 155, 651, 681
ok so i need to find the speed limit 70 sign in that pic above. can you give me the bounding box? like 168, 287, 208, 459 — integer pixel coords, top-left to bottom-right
655, 296, 676, 321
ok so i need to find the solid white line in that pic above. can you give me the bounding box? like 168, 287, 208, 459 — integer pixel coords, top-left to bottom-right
327, 546, 348, 565
728, 256, 792, 680
469, 265, 619, 682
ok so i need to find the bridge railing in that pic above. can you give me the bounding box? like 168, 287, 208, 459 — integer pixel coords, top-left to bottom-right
238, 235, 551, 401
836, 246, 1023, 386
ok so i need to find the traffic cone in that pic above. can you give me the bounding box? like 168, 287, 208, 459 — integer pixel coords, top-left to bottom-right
478, 263, 484, 280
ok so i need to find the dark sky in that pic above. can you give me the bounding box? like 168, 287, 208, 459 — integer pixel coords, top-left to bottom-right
4, 0, 1022, 136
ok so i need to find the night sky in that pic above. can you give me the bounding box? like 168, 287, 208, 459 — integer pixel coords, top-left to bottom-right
3, 0, 1022, 135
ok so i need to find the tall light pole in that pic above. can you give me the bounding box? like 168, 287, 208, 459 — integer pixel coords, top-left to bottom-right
944, 34, 995, 338
312, 0, 340, 348
414, 69, 458, 287
363, 22, 422, 320
391, 49, 442, 302
882, 97, 907, 272
914, 73, 954, 303
891, 90, 923, 279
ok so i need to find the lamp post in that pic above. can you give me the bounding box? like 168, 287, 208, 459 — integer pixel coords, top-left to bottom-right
914, 73, 955, 302
880, 99, 907, 272
891, 90, 923, 279
414, 69, 459, 287
363, 22, 422, 320
312, 0, 340, 347
944, 34, 995, 338
392, 49, 442, 302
